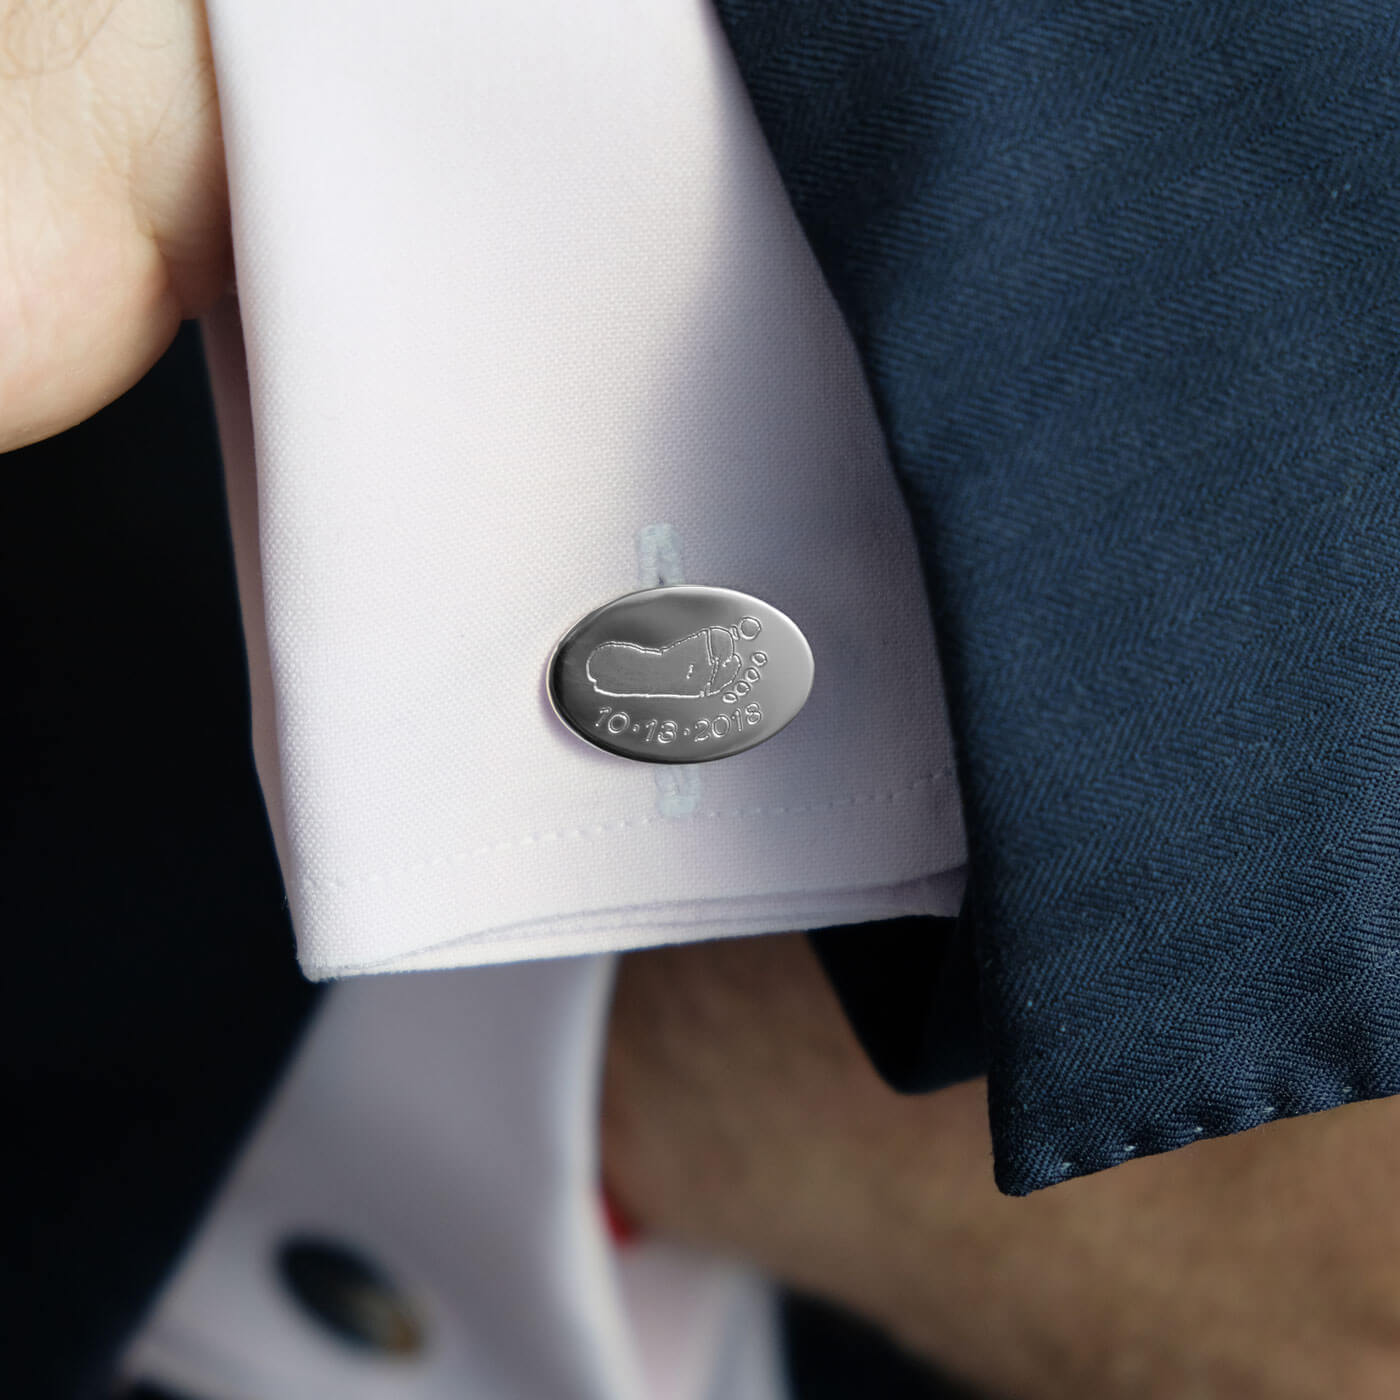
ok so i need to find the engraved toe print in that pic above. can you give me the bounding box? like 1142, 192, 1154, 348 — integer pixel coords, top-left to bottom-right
586, 621, 758, 699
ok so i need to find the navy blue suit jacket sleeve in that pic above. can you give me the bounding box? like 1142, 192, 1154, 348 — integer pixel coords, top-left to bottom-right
716, 0, 1400, 1195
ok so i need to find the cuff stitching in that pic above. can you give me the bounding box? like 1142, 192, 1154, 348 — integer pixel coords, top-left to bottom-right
299, 768, 952, 895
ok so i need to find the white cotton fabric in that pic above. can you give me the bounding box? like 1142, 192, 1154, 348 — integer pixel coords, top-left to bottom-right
201, 0, 966, 979
122, 957, 788, 1400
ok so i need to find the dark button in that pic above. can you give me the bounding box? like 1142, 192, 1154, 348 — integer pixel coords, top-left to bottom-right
276, 1235, 427, 1357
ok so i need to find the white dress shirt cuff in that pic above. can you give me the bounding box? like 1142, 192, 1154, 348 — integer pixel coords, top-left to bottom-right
203, 0, 967, 978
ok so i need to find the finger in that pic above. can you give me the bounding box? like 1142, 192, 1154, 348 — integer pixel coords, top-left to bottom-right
0, 0, 229, 450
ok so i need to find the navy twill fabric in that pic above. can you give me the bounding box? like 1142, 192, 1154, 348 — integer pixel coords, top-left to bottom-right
713, 0, 1400, 1194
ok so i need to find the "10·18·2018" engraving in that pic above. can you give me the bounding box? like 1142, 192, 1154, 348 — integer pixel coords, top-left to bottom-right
594, 702, 764, 746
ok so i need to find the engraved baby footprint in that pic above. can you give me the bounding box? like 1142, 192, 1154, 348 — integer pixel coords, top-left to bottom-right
587, 625, 746, 699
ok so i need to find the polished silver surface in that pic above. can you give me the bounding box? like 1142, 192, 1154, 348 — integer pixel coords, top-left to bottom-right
548, 585, 814, 763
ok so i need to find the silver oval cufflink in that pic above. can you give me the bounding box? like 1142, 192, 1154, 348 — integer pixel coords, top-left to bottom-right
547, 585, 814, 763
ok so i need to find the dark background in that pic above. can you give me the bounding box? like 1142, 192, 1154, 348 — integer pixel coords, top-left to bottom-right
3, 326, 318, 1397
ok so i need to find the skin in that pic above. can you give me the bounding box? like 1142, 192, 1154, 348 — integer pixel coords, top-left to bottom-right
9, 6, 1400, 1395
0, 0, 228, 450
602, 934, 1400, 1400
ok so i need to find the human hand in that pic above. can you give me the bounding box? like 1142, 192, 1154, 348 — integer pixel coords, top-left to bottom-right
601, 933, 1400, 1399
0, 0, 226, 450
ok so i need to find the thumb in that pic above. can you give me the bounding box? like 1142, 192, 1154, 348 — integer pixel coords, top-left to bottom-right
0, 0, 230, 451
